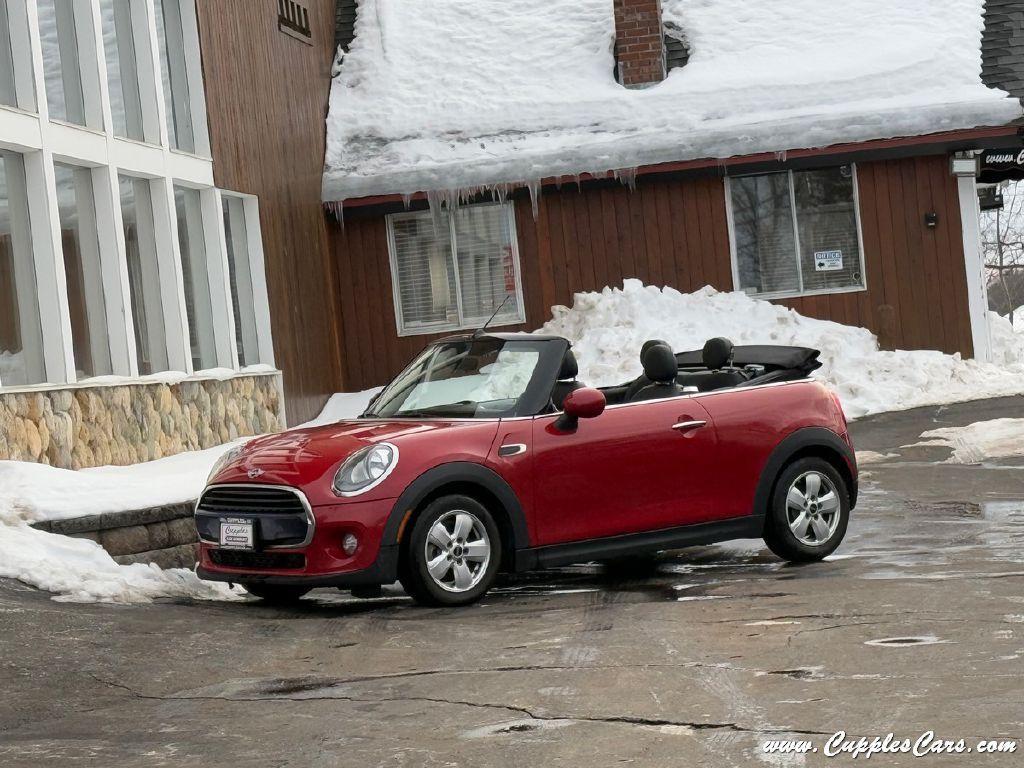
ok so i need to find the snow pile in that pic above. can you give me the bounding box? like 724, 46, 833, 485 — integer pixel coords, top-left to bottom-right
298, 387, 382, 428
0, 522, 240, 603
0, 442, 244, 524
905, 418, 1024, 464
0, 443, 249, 602
323, 0, 1020, 199
540, 280, 1024, 419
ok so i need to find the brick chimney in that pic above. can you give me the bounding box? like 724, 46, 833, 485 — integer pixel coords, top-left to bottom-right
613, 0, 666, 88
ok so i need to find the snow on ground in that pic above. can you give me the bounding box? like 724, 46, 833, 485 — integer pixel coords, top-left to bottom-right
0, 442, 245, 524
0, 443, 249, 602
324, 0, 1020, 199
297, 387, 382, 428
541, 280, 1024, 419
904, 418, 1024, 464
0, 524, 240, 604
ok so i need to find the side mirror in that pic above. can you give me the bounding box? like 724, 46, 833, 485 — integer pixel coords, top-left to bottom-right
554, 387, 606, 432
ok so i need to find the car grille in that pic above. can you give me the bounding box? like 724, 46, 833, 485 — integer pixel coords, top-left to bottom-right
198, 485, 306, 515
209, 550, 306, 570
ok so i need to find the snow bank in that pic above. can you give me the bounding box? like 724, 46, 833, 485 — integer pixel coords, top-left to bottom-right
0, 442, 244, 524
0, 444, 249, 602
540, 280, 1024, 419
297, 387, 382, 428
0, 522, 240, 603
323, 0, 1020, 199
905, 418, 1024, 464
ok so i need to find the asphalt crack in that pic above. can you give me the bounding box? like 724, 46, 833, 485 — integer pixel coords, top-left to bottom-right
85, 674, 829, 737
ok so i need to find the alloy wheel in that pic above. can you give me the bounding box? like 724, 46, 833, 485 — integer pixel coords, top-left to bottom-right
423, 510, 492, 593
785, 471, 841, 546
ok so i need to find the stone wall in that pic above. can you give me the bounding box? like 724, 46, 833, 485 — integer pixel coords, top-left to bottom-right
32, 502, 200, 569
0, 373, 284, 469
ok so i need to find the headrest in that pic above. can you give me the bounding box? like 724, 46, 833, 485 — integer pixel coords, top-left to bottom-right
640, 338, 669, 358
642, 343, 677, 384
558, 349, 578, 380
703, 337, 734, 370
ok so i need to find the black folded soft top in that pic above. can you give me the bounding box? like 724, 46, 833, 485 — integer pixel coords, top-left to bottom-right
675, 345, 822, 376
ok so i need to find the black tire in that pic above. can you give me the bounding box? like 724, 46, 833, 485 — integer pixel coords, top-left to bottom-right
763, 457, 850, 563
243, 584, 311, 604
399, 494, 502, 607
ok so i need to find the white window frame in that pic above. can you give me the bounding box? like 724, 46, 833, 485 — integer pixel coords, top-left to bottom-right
385, 202, 527, 337
725, 164, 869, 301
1, 0, 38, 112
0, 0, 273, 391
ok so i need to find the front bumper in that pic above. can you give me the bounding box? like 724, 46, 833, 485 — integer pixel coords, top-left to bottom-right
196, 494, 400, 587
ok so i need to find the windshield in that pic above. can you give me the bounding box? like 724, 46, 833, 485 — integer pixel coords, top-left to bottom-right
364, 338, 545, 419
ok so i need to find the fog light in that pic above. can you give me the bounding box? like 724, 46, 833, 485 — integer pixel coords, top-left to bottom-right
342, 533, 359, 556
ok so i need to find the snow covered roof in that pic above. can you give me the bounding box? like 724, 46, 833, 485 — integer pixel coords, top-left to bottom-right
322, 0, 1023, 202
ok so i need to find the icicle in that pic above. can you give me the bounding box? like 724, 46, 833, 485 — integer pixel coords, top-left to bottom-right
324, 200, 345, 227
525, 179, 542, 220
426, 189, 446, 236
401, 193, 413, 210
775, 150, 788, 163
614, 167, 638, 191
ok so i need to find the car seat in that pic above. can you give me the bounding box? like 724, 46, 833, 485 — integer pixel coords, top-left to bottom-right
623, 339, 669, 401
551, 349, 585, 410
628, 343, 685, 401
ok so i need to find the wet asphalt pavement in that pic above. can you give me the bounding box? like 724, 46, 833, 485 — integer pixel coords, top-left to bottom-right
2, 397, 1024, 766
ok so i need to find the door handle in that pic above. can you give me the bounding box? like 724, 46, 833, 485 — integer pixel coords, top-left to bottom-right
672, 420, 707, 432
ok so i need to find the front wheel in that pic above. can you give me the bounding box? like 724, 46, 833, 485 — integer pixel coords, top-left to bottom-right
243, 583, 311, 604
399, 495, 501, 607
763, 458, 850, 563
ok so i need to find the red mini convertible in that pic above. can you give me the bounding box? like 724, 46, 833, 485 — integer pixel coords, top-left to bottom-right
196, 333, 857, 605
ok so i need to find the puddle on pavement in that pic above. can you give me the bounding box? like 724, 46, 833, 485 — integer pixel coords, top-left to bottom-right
864, 635, 947, 647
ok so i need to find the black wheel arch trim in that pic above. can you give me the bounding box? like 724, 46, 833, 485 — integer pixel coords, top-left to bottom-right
753, 427, 858, 520
382, 460, 530, 552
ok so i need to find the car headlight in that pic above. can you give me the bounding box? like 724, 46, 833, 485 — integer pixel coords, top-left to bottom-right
206, 444, 246, 484
333, 443, 398, 496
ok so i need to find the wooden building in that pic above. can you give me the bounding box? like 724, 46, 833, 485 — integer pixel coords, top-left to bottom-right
322, 0, 1024, 392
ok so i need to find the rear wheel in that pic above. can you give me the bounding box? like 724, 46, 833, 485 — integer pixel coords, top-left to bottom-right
243, 584, 311, 604
399, 495, 501, 607
763, 457, 850, 563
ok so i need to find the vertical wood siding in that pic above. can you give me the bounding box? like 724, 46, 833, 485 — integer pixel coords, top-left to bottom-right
329, 154, 972, 391
196, 0, 343, 425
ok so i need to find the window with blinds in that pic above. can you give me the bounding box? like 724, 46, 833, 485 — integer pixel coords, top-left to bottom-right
386, 203, 526, 336
730, 166, 865, 298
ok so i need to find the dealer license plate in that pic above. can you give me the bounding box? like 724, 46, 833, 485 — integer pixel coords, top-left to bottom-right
219, 518, 255, 550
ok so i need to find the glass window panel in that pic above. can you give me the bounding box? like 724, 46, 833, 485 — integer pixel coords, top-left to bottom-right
387, 204, 525, 335
222, 195, 260, 366
0, 0, 36, 111
173, 185, 216, 370
101, 0, 146, 141
38, 0, 102, 128
55, 162, 111, 379
0, 150, 45, 386
731, 173, 799, 295
452, 205, 521, 325
794, 166, 864, 292
120, 175, 167, 375
390, 214, 458, 331
155, 0, 195, 152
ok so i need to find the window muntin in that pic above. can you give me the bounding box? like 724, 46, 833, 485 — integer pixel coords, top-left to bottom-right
730, 166, 865, 298
222, 195, 260, 367
173, 185, 216, 371
0, 0, 36, 111
155, 0, 195, 152
0, 150, 44, 386
119, 175, 167, 375
55, 162, 111, 379
37, 0, 103, 128
101, 0, 154, 142
387, 203, 525, 335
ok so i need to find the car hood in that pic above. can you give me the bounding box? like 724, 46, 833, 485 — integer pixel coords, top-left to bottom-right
210, 419, 476, 488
